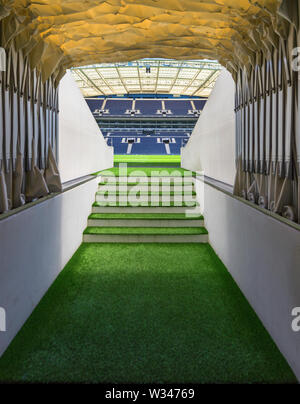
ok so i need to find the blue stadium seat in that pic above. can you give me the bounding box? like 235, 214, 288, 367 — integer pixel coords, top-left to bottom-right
104, 130, 190, 155
131, 138, 165, 155
135, 100, 162, 115
165, 100, 192, 116
169, 142, 182, 155
85, 97, 199, 155
111, 138, 129, 154
86, 99, 104, 113
106, 99, 133, 115
193, 99, 207, 111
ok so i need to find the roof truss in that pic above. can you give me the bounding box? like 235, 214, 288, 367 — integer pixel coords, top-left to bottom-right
71, 59, 221, 97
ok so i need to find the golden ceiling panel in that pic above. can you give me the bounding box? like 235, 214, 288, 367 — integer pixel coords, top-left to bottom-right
0, 1, 289, 82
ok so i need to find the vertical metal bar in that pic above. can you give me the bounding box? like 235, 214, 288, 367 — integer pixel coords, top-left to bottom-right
259, 58, 266, 174
25, 67, 33, 171
3, 47, 12, 173
277, 46, 284, 178
254, 65, 260, 174
271, 49, 279, 175
265, 59, 272, 176
0, 73, 3, 170
11, 45, 18, 172
44, 81, 49, 163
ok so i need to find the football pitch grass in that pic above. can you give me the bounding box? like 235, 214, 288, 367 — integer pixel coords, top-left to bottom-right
0, 243, 296, 383
113, 155, 181, 168
94, 167, 194, 177
114, 155, 181, 164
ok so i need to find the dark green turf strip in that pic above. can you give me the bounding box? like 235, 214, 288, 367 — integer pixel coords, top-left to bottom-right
93, 201, 199, 207
83, 226, 208, 235
96, 191, 196, 196
115, 163, 181, 168
88, 213, 204, 220
0, 243, 295, 383
114, 155, 181, 164
99, 182, 195, 186
95, 167, 196, 177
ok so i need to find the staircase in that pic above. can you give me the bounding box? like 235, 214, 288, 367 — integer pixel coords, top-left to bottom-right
83, 170, 208, 243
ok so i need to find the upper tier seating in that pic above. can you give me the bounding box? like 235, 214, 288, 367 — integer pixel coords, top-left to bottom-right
193, 99, 206, 111
135, 100, 162, 115
165, 100, 192, 116
105, 99, 133, 115
86, 98, 206, 117
86, 99, 104, 113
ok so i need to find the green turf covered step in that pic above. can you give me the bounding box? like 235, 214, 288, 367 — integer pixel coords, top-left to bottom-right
101, 173, 196, 178
99, 182, 195, 186
84, 226, 208, 235
96, 167, 196, 177
88, 213, 203, 220
96, 190, 196, 196
83, 226, 209, 243
114, 163, 181, 168
93, 201, 199, 208
92, 205, 202, 214
88, 212, 204, 227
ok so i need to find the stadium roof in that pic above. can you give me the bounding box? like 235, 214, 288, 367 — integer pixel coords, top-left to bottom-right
71, 59, 221, 98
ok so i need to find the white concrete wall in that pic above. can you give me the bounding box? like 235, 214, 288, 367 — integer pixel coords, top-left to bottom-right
182, 67, 300, 379
59, 71, 113, 183
0, 71, 113, 356
195, 181, 300, 380
0, 178, 99, 356
182, 69, 236, 185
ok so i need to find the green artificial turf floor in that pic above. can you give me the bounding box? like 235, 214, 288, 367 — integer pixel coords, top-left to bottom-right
96, 191, 196, 196
89, 213, 203, 220
94, 167, 195, 177
0, 243, 296, 383
93, 201, 198, 207
114, 155, 181, 164
83, 227, 208, 235
115, 163, 181, 168
99, 181, 195, 186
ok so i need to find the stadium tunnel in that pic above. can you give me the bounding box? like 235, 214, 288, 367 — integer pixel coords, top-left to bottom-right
0, 0, 300, 383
